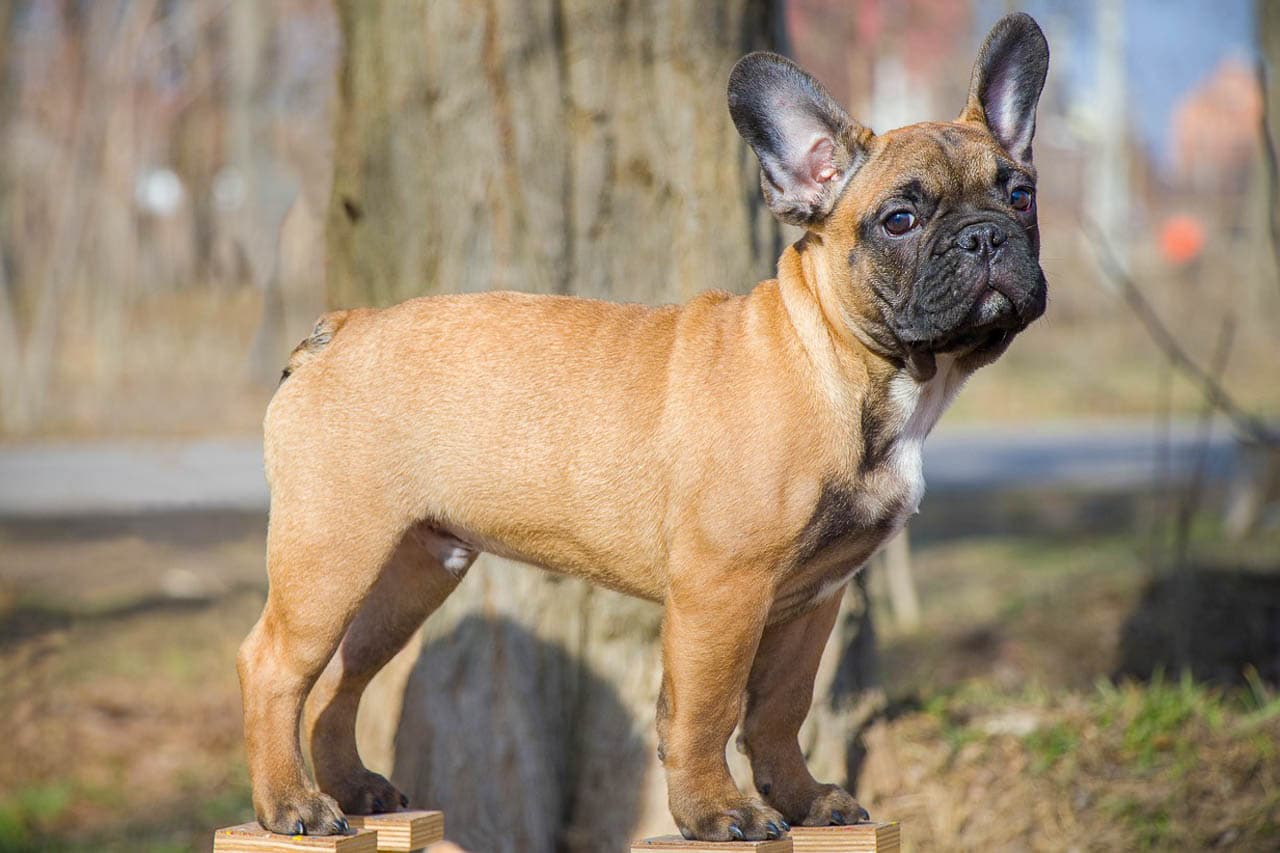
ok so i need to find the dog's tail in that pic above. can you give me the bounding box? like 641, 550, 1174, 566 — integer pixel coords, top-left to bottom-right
280, 310, 350, 384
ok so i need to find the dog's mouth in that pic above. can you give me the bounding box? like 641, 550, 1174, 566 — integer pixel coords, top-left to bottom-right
906, 263, 1047, 354
971, 286, 1018, 326
944, 284, 1026, 347
898, 289, 1022, 355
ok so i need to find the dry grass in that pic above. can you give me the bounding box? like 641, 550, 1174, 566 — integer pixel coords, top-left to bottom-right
864, 520, 1280, 852
860, 677, 1280, 851
0, 515, 266, 851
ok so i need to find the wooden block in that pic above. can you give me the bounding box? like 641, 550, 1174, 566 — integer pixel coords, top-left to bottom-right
631, 835, 792, 853
345, 811, 445, 852
213, 822, 377, 853
787, 822, 900, 853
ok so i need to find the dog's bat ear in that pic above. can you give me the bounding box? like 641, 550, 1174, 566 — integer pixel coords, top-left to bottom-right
728, 52, 872, 229
961, 13, 1049, 165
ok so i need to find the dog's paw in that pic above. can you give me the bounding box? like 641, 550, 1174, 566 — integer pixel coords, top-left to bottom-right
792, 783, 870, 827
324, 768, 410, 815
257, 787, 349, 836
673, 795, 789, 842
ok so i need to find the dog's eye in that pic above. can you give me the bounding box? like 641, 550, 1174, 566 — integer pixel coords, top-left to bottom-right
1010, 186, 1034, 211
883, 210, 916, 236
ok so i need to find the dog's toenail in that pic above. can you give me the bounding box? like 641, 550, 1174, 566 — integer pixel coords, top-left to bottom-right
856, 806, 871, 822
294, 820, 306, 835
399, 793, 409, 808
729, 824, 746, 841
335, 817, 349, 834
680, 827, 695, 840
831, 810, 846, 825
372, 798, 384, 813
765, 821, 780, 839
780, 819, 790, 832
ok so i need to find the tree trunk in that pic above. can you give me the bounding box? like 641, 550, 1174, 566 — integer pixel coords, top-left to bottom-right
326, 3, 880, 851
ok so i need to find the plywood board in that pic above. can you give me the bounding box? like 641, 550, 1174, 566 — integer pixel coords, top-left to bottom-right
787, 822, 900, 853
345, 811, 445, 852
213, 823, 378, 853
631, 835, 793, 852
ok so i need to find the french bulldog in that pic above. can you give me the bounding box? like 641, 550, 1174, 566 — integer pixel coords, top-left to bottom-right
238, 12, 1049, 843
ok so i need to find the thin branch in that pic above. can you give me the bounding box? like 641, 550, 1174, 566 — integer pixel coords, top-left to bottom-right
1173, 315, 1235, 568
1147, 360, 1173, 572
1169, 314, 1233, 670
1082, 220, 1278, 448
1257, 57, 1280, 291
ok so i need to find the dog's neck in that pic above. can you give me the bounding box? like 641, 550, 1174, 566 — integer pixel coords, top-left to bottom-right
775, 237, 970, 414
784, 235, 933, 373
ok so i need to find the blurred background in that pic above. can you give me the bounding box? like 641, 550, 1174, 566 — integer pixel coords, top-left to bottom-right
1, 0, 1279, 850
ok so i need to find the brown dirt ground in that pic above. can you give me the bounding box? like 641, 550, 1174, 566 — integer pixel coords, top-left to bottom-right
1, 511, 1278, 851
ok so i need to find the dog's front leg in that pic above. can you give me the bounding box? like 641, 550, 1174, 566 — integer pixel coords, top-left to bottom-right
741, 590, 869, 826
658, 565, 787, 842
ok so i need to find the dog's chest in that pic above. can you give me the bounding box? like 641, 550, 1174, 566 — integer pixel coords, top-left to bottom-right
783, 358, 963, 610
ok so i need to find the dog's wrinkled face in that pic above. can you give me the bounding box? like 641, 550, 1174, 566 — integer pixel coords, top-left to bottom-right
729, 13, 1050, 373
845, 121, 1047, 365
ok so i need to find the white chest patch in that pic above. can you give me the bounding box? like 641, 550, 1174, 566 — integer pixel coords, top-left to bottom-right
881, 354, 965, 526
785, 356, 969, 612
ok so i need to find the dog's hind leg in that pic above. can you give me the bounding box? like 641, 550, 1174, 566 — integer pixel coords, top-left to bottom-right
237, 507, 411, 836
741, 591, 867, 827
304, 524, 473, 814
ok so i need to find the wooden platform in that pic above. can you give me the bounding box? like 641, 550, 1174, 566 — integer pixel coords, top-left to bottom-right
346, 811, 444, 851
214, 811, 443, 853
788, 822, 900, 853
216, 812, 897, 853
213, 823, 377, 853
630, 835, 793, 852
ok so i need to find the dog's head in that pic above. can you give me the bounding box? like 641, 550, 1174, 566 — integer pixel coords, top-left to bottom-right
729, 13, 1049, 375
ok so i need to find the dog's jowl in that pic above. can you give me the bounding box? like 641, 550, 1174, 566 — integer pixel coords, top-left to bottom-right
237, 13, 1049, 843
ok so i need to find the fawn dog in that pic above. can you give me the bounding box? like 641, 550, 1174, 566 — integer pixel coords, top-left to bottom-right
238, 13, 1049, 843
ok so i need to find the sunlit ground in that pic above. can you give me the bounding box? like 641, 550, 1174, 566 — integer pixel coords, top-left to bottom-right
1, 502, 1277, 851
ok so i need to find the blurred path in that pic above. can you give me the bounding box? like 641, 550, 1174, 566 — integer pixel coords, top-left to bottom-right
0, 420, 1240, 517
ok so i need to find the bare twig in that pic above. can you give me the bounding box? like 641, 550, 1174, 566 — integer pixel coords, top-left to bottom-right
0, 249, 21, 421
1178, 316, 1237, 549
1257, 57, 1280, 290
1169, 315, 1235, 666
1147, 361, 1173, 572
1083, 220, 1278, 448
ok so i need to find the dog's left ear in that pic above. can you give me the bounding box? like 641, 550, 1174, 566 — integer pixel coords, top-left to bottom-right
960, 13, 1049, 165
728, 52, 872, 229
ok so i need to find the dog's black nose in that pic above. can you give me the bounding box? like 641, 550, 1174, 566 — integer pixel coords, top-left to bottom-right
957, 222, 1006, 254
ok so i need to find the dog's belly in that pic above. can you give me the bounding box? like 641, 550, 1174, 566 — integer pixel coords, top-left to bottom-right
434, 523, 669, 602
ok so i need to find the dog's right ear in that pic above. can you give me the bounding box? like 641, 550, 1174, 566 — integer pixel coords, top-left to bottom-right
728, 52, 872, 229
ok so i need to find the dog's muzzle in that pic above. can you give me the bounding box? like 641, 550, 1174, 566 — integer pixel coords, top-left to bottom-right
896, 218, 1046, 352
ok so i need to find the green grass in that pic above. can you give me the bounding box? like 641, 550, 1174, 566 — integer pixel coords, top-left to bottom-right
890, 672, 1280, 849
0, 784, 72, 852
1094, 671, 1208, 767
1023, 721, 1078, 772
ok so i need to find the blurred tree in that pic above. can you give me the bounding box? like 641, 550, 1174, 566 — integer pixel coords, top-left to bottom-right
326, 3, 880, 852
1260, 0, 1280, 273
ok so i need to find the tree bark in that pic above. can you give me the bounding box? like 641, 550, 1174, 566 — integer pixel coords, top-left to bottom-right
1259, 0, 1280, 283
327, 0, 787, 307
326, 3, 880, 851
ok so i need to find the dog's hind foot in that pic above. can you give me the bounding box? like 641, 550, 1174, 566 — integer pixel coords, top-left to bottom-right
791, 783, 869, 827
324, 768, 410, 815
